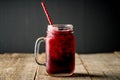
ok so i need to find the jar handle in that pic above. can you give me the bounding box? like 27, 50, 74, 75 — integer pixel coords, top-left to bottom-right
34, 37, 45, 66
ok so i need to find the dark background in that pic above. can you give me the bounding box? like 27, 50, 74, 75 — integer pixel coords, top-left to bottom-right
0, 0, 120, 53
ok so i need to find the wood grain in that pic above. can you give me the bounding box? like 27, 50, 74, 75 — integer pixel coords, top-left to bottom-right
0, 52, 120, 80
0, 53, 37, 80
79, 53, 120, 80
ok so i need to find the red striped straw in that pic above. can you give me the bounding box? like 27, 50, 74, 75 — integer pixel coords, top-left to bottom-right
41, 2, 53, 25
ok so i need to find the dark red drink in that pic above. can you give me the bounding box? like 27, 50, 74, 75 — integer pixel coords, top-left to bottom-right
46, 24, 75, 76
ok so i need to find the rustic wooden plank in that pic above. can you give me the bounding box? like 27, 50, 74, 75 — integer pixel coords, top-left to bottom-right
0, 53, 37, 80
100, 53, 120, 80
75, 53, 82, 65
114, 51, 120, 57
79, 53, 120, 80
35, 53, 91, 80
1, 52, 119, 80
79, 53, 108, 80
0, 53, 16, 80
11, 53, 37, 80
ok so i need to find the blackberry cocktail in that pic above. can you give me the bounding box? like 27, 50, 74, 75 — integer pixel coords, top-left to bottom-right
34, 2, 76, 77
46, 24, 75, 76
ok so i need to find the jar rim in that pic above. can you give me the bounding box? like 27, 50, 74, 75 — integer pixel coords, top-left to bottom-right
48, 24, 73, 26
47, 24, 73, 32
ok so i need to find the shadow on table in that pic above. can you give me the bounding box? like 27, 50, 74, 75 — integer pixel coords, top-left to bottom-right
56, 73, 120, 79
71, 73, 104, 77
56, 73, 107, 79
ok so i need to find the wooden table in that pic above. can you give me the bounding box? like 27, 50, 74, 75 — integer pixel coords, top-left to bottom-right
0, 52, 120, 80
